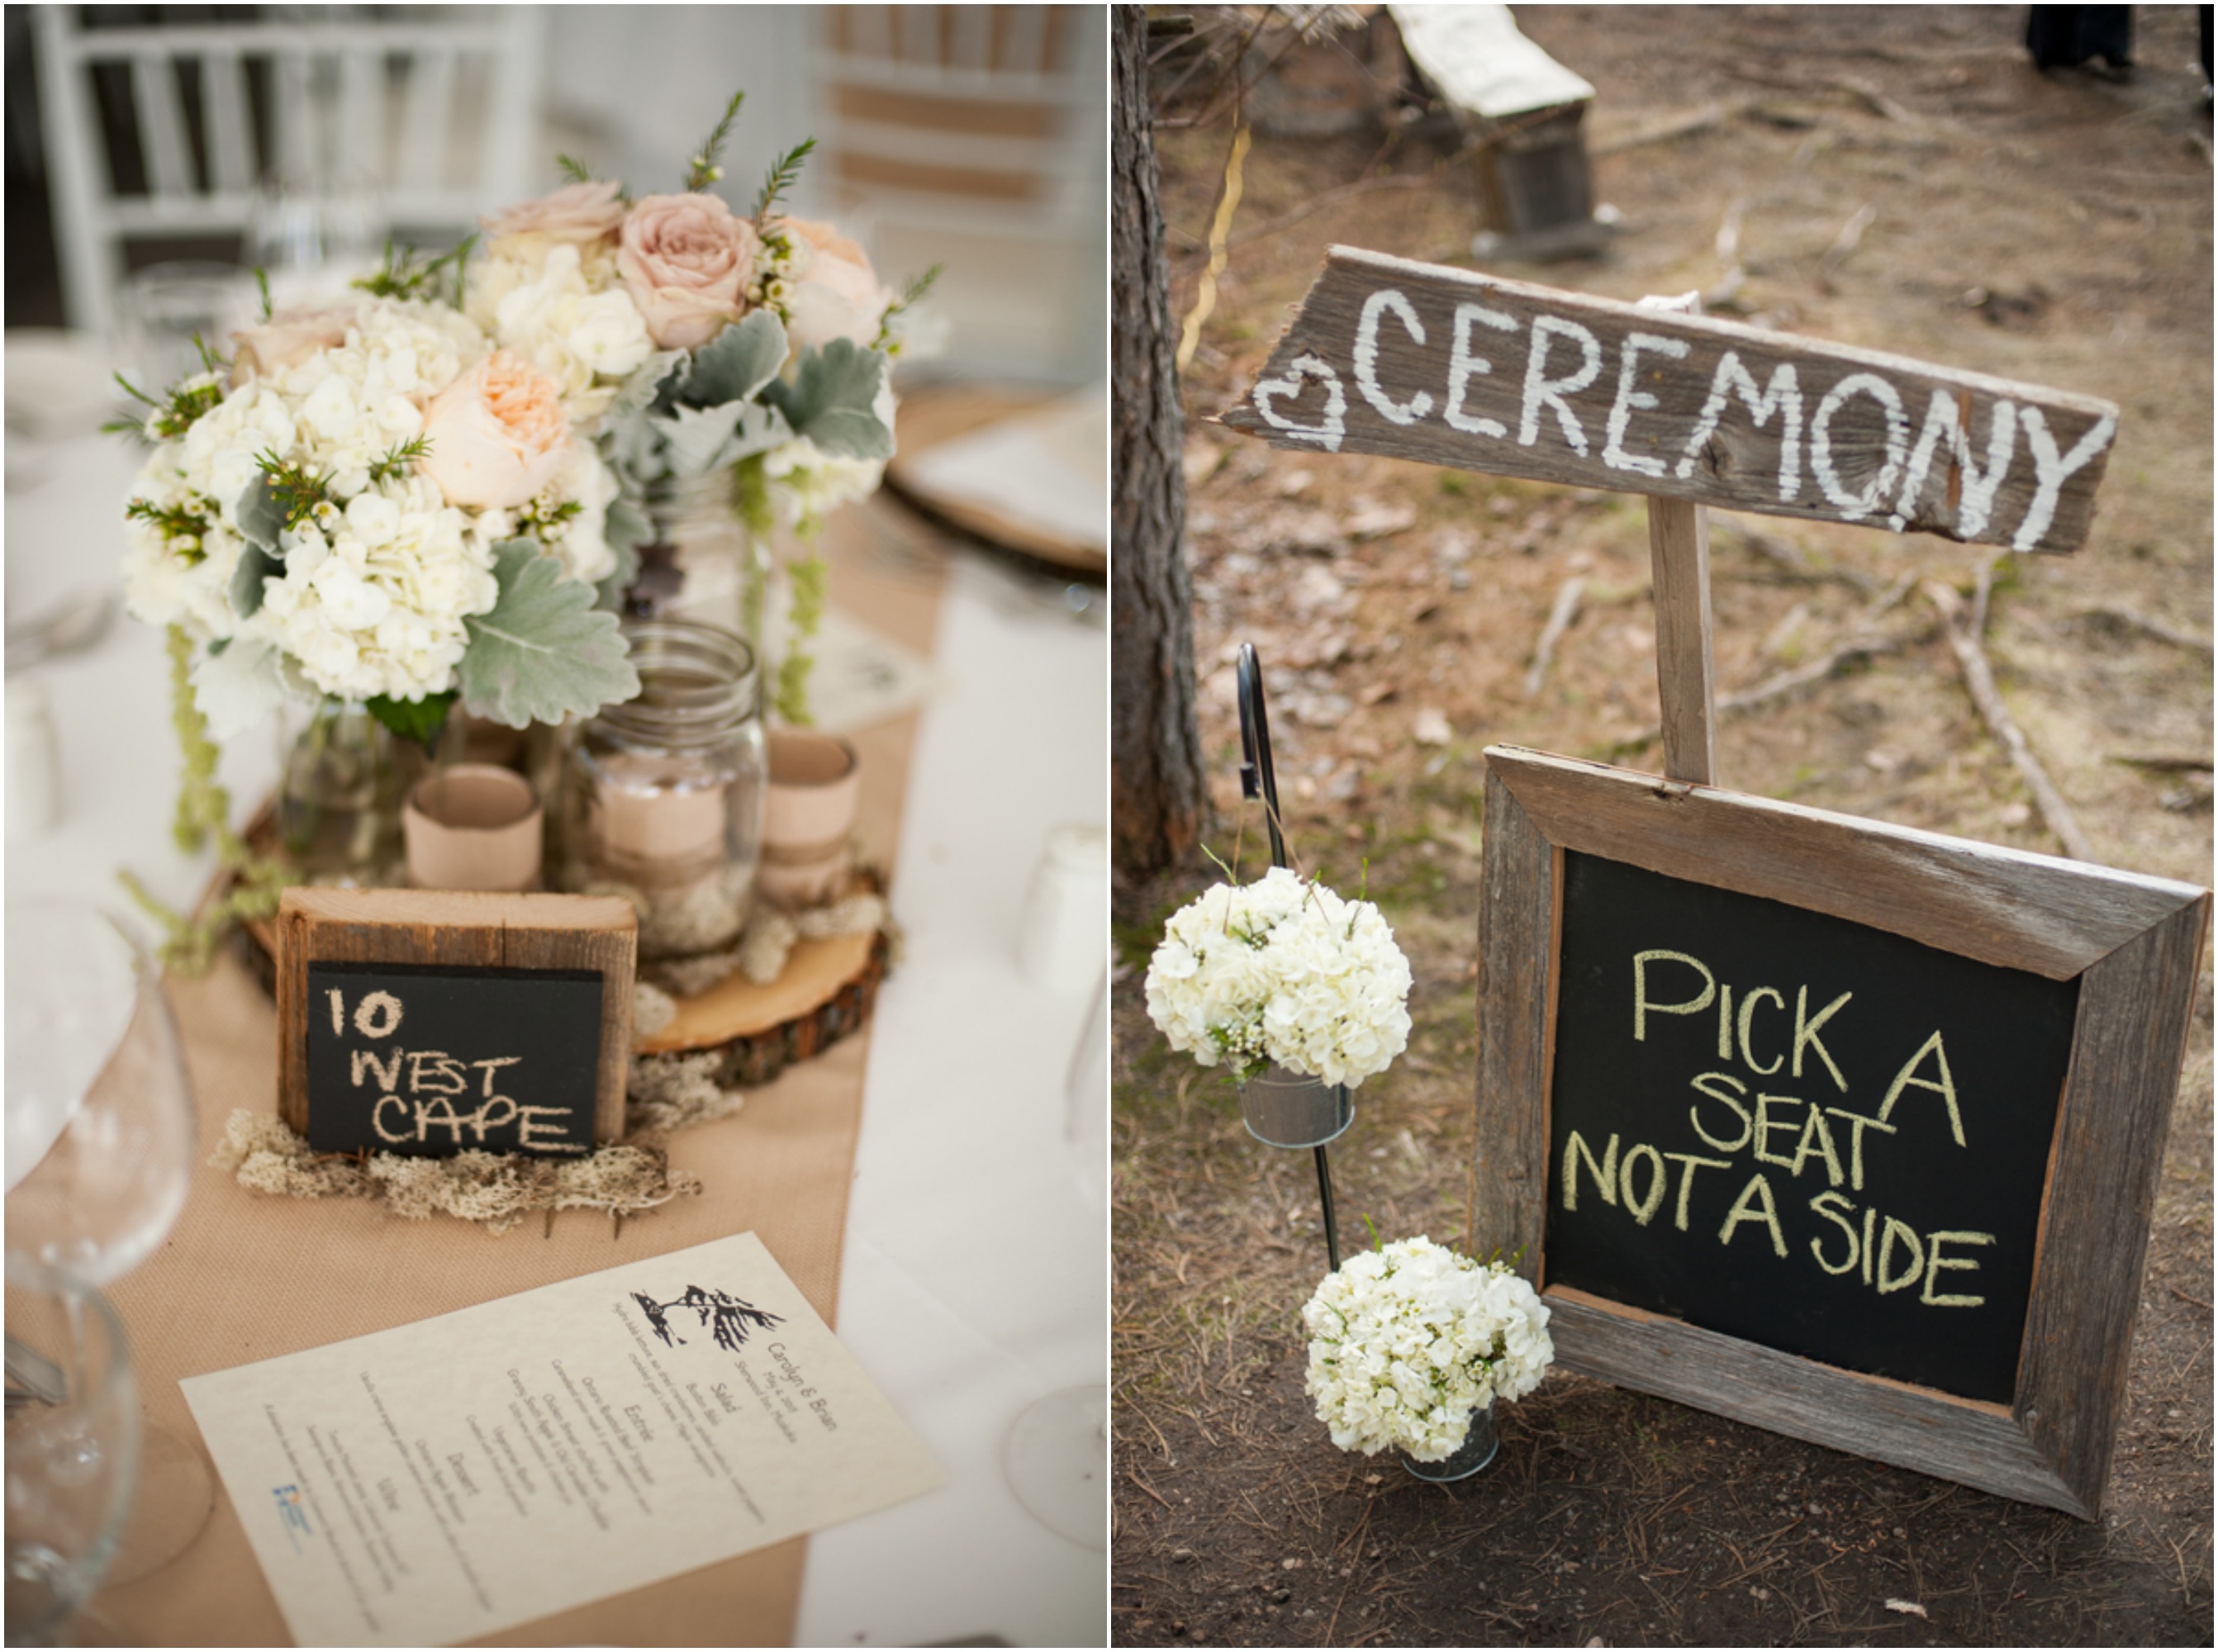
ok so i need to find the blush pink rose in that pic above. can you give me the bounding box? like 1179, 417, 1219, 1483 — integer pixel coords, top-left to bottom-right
617, 192, 758, 350
228, 306, 354, 385
781, 219, 895, 353
480, 179, 628, 244
419, 352, 572, 510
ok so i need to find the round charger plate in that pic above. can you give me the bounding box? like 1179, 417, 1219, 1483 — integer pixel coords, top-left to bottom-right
886, 386, 1108, 577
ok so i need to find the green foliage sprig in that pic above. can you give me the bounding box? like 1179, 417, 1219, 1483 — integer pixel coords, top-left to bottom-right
118, 627, 290, 976
125, 496, 218, 565
367, 435, 432, 486
104, 356, 226, 443
686, 89, 746, 191
751, 138, 815, 227
352, 235, 477, 309
775, 542, 828, 726
254, 450, 336, 531
555, 152, 595, 184
874, 263, 944, 354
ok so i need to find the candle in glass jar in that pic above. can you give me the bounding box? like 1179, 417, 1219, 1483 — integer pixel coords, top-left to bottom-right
589, 752, 728, 878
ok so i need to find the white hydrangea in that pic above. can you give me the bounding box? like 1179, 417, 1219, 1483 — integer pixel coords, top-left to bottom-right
1303, 1238, 1553, 1461
1144, 865, 1413, 1089
120, 294, 610, 715
466, 236, 650, 426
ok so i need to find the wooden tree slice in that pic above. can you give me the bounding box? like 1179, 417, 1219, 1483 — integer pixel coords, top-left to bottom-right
637, 931, 877, 1054
225, 805, 891, 1089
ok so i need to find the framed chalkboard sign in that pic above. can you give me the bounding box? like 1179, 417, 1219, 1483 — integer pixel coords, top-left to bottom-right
275, 889, 638, 1155
1474, 746, 2209, 1517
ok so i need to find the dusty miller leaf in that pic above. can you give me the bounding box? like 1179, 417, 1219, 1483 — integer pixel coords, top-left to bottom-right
229, 543, 283, 618
678, 311, 786, 409
656, 399, 792, 478
761, 338, 891, 461
188, 634, 287, 739
458, 539, 639, 728
235, 473, 287, 551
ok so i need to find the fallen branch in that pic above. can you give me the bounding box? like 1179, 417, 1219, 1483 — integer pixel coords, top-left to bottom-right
2111, 752, 2216, 775
1923, 581, 2092, 860
2068, 603, 2216, 656
1724, 524, 1881, 595
1525, 577, 1585, 699
1591, 99, 1747, 157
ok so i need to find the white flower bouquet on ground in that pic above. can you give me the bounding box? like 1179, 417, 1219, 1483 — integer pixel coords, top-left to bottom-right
1302, 1237, 1554, 1462
1143, 864, 1414, 1089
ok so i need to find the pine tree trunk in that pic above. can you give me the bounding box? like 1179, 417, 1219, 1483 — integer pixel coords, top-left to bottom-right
1111, 7, 1208, 879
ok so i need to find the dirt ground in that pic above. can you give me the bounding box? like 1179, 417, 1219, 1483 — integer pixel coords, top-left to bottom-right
1112, 7, 2213, 1646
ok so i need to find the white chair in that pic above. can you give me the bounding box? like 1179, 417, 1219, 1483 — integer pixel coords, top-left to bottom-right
811, 5, 1105, 383
33, 5, 546, 337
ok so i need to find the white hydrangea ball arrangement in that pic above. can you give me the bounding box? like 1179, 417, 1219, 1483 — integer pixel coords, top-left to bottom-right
1303, 1237, 1553, 1462
1142, 866, 1414, 1089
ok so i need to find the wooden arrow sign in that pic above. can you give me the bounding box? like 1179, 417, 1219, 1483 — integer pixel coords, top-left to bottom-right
1223, 246, 2119, 554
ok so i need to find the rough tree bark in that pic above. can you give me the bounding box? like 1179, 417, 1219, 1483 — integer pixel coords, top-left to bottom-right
1111, 7, 1209, 880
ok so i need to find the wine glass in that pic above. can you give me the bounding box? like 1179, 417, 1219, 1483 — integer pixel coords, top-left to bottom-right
4, 900, 212, 1586
245, 170, 386, 312
1001, 973, 1109, 1550
116, 262, 259, 396
5, 1259, 141, 1647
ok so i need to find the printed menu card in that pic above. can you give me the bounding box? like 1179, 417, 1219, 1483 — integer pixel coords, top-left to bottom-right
181, 1232, 943, 1646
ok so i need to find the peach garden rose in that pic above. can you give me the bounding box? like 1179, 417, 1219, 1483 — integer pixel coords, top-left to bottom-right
480, 178, 629, 245
780, 218, 895, 353
419, 350, 572, 510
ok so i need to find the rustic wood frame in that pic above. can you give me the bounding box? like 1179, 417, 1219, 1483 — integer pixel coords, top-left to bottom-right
1474, 746, 2210, 1517
275, 888, 638, 1146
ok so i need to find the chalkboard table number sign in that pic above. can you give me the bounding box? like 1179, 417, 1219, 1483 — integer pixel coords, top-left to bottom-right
1474, 746, 2210, 1518
275, 889, 639, 1157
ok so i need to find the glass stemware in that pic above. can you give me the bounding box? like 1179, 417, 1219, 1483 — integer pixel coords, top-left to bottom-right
4, 900, 213, 1593
4, 1260, 141, 1648
1001, 974, 1109, 1550
245, 171, 386, 312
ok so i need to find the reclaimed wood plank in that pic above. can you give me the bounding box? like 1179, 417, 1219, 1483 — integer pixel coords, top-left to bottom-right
274, 889, 636, 1144
1545, 1290, 2086, 1516
1485, 746, 2203, 979
2016, 895, 2211, 1512
1475, 766, 1555, 1279
1222, 246, 2118, 553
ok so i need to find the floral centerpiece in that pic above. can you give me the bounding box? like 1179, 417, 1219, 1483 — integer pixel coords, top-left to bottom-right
112, 87, 927, 965
1302, 1237, 1553, 1468
1143, 864, 1414, 1089
113, 244, 638, 948
464, 94, 933, 720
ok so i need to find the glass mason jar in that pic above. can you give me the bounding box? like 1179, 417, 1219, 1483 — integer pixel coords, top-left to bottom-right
558, 619, 767, 960
277, 697, 423, 885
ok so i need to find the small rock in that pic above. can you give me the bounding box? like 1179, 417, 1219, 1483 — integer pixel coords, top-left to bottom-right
1281, 1557, 1303, 1570
1998, 801, 2033, 827
1272, 1588, 1292, 1604
1413, 707, 1453, 746
1172, 1547, 1198, 1564
1346, 501, 1418, 539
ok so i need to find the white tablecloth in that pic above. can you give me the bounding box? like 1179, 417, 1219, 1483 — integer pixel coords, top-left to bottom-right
4, 399, 1107, 1645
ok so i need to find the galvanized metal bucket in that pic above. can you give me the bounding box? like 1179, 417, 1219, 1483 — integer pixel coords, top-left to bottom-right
1399, 1402, 1499, 1483
1240, 1065, 1352, 1149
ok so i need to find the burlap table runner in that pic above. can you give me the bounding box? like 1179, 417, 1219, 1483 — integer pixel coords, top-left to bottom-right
92, 518, 945, 1646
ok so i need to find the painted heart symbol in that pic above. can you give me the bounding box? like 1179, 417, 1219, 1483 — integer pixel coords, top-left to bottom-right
1247, 353, 1346, 453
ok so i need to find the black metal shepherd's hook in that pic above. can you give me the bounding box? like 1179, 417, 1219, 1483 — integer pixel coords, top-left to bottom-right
1236, 643, 1343, 1275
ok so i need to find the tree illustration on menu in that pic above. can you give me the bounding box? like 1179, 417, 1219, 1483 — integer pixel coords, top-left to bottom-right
632, 1285, 784, 1352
